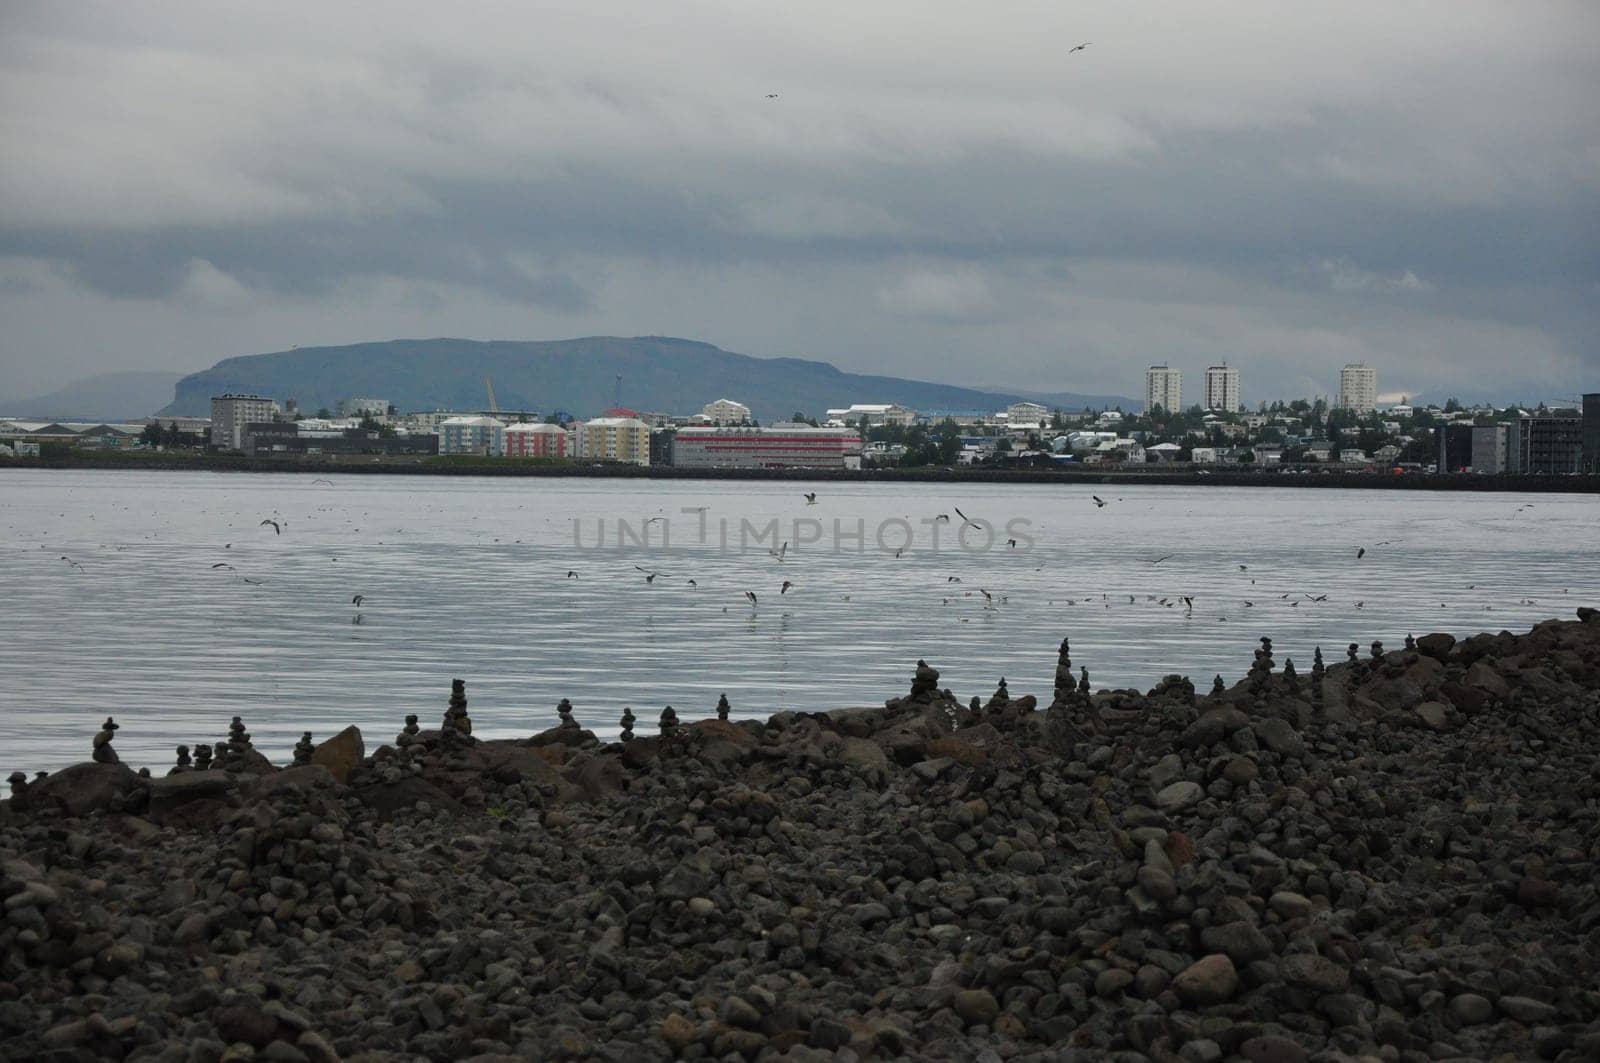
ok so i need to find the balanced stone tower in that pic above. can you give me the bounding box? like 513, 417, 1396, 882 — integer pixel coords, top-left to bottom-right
557, 698, 577, 730
442, 679, 472, 739
619, 707, 636, 743
716, 694, 731, 722
293, 732, 315, 767
170, 745, 192, 775
92, 717, 120, 765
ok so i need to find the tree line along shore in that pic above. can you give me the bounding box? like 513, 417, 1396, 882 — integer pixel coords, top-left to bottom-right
2, 613, 1598, 1060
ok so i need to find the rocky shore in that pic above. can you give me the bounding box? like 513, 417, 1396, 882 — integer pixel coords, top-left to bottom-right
4, 614, 1600, 1062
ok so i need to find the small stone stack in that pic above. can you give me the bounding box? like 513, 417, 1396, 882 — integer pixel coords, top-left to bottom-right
619, 707, 636, 743
170, 745, 192, 775
442, 679, 472, 739
968, 696, 982, 714
1404, 633, 1417, 652
92, 717, 121, 765
659, 706, 679, 739
987, 678, 1010, 715
293, 732, 315, 767
1311, 647, 1326, 714
1051, 638, 1073, 706
6, 772, 28, 811
1077, 667, 1091, 700
397, 714, 420, 748
1210, 675, 1226, 698
211, 741, 228, 770
193, 743, 212, 771
557, 698, 578, 730
1248, 637, 1275, 700
909, 660, 940, 704
1282, 657, 1299, 696
224, 717, 252, 772
716, 694, 731, 722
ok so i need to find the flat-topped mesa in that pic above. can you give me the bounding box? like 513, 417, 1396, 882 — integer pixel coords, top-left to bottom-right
716, 693, 731, 722
619, 707, 636, 743
169, 745, 191, 775
92, 717, 120, 765
556, 698, 578, 730
442, 678, 472, 739
292, 731, 315, 767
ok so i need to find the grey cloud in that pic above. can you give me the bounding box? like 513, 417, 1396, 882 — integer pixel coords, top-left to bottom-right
0, 0, 1595, 400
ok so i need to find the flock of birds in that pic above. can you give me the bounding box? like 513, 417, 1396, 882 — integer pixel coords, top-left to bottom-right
39, 485, 1578, 638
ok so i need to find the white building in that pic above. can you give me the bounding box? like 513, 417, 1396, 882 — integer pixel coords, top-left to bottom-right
1005, 401, 1049, 427
1144, 366, 1181, 414
672, 424, 859, 469
701, 399, 753, 426
823, 403, 915, 428
1338, 363, 1377, 415
1203, 365, 1240, 413
439, 415, 506, 456
210, 394, 277, 450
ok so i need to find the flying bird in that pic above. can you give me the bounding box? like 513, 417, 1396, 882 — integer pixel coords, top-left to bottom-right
1356, 547, 1365, 559
769, 542, 789, 562
954, 506, 979, 527
242, 577, 264, 585
352, 595, 366, 607
211, 562, 234, 571
765, 93, 779, 98
946, 576, 963, 583
686, 579, 698, 588
260, 519, 282, 535
60, 556, 84, 571
1069, 42, 1091, 53
566, 570, 579, 579
934, 514, 951, 523
1007, 539, 1018, 548
780, 581, 794, 595
634, 565, 662, 584
311, 479, 333, 486
803, 492, 817, 505
744, 590, 758, 606
1149, 554, 1174, 565
1091, 496, 1106, 508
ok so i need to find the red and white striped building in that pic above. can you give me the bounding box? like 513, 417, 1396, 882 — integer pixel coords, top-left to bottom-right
671, 423, 861, 469
504, 422, 568, 459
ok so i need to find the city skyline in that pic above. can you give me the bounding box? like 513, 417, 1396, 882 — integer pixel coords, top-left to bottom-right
1, 2, 1596, 405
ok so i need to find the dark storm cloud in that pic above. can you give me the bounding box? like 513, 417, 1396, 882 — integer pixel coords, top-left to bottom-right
0, 0, 1595, 400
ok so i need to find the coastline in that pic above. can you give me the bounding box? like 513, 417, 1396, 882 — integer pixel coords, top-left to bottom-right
3, 612, 1598, 1059
11, 450, 1600, 493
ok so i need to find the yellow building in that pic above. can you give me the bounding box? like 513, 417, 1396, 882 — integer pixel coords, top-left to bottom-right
576, 417, 650, 466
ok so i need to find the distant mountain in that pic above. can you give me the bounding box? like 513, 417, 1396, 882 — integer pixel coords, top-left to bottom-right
160, 337, 1136, 421
2, 371, 184, 423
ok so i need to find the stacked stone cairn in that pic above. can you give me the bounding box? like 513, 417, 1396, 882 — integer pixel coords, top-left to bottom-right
224, 717, 252, 772
192, 742, 212, 771
397, 714, 420, 748
442, 679, 472, 741
92, 717, 120, 764
619, 707, 636, 743
170, 745, 192, 775
1311, 646, 1326, 714
716, 693, 730, 722
658, 706, 679, 738
292, 731, 315, 767
986, 677, 1010, 715
6, 771, 27, 811
557, 698, 577, 730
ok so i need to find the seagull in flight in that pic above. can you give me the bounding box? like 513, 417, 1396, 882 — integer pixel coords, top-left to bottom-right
60, 556, 84, 572
1091, 496, 1107, 508
211, 562, 234, 571
745, 590, 758, 606
566, 570, 579, 579
634, 565, 664, 584
1007, 538, 1018, 548
765, 93, 779, 99
1356, 547, 1365, 559
803, 492, 817, 505
1069, 42, 1091, 53
1148, 554, 1174, 565
954, 506, 980, 528
311, 479, 333, 486
242, 577, 264, 585
260, 519, 282, 535
769, 541, 789, 562
934, 514, 950, 523
781, 580, 795, 595
351, 595, 366, 607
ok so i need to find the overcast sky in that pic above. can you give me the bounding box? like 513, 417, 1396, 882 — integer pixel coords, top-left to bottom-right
2, 1, 1596, 404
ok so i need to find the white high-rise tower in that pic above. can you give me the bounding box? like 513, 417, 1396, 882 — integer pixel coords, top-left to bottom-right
1339, 363, 1377, 415
1144, 365, 1182, 414
1204, 365, 1240, 412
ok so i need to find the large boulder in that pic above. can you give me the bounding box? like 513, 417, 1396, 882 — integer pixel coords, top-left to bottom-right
311, 726, 365, 783
29, 762, 148, 817
146, 771, 241, 826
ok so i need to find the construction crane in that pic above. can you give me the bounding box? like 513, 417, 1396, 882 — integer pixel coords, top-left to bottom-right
485, 376, 498, 414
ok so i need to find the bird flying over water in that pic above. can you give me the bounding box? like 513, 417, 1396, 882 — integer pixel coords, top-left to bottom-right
260, 519, 281, 535
1069, 42, 1090, 53
745, 590, 758, 606
934, 514, 950, 523
566, 570, 579, 579
1007, 538, 1017, 548
311, 479, 333, 486
352, 595, 366, 607
769, 542, 789, 562
803, 492, 817, 505
1149, 555, 1174, 565
1357, 547, 1365, 559
765, 93, 779, 98
1092, 496, 1106, 508
242, 577, 264, 585
954, 506, 979, 528
61, 556, 83, 571
211, 562, 234, 570
781, 581, 794, 594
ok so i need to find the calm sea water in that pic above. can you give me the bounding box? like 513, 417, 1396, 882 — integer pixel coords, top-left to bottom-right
2, 469, 1596, 773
